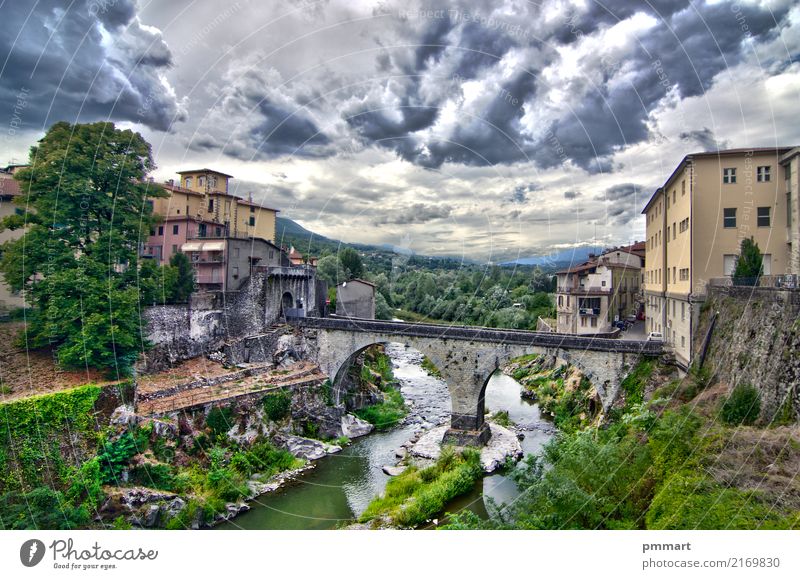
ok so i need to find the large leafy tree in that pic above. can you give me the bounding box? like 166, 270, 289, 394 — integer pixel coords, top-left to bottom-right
338, 247, 364, 279
732, 237, 763, 285
0, 121, 165, 374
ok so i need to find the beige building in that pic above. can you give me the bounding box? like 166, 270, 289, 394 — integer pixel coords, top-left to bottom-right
642, 147, 800, 367
152, 169, 277, 244
555, 245, 642, 334
0, 166, 27, 312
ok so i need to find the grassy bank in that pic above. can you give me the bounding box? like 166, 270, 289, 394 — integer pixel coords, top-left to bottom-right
360, 448, 482, 528
353, 345, 407, 430
443, 357, 800, 530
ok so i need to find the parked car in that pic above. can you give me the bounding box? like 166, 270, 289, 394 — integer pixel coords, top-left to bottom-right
647, 331, 664, 342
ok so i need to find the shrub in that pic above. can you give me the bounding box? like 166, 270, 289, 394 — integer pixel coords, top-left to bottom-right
128, 463, 176, 491
97, 432, 139, 484
354, 387, 406, 430
0, 487, 89, 530
263, 390, 292, 421
206, 406, 235, 437
720, 384, 761, 425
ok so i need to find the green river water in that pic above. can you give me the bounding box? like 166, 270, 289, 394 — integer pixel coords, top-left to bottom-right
217, 343, 554, 530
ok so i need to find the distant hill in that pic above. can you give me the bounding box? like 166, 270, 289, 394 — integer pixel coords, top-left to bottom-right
275, 216, 343, 255
502, 246, 603, 268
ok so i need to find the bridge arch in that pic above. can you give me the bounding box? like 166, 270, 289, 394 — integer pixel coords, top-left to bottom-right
295, 318, 659, 446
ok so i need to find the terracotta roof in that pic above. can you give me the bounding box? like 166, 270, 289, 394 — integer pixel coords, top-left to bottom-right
158, 182, 204, 196
555, 261, 597, 275
176, 168, 234, 178
0, 175, 22, 197
339, 278, 376, 287
235, 197, 279, 212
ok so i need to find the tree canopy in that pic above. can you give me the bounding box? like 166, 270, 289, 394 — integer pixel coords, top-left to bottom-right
0, 121, 165, 374
733, 237, 763, 284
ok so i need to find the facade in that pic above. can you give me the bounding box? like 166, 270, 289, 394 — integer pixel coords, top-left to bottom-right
555, 245, 642, 334
336, 279, 376, 319
0, 166, 26, 311
143, 169, 282, 291
642, 147, 800, 367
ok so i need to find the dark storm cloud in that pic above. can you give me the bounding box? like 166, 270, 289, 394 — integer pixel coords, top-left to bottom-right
248, 100, 330, 158
601, 183, 643, 202
0, 0, 185, 132
341, 0, 791, 173
680, 127, 725, 152
375, 203, 452, 225
564, 190, 581, 199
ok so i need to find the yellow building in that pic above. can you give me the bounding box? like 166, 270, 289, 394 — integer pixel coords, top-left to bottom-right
642, 147, 800, 367
152, 168, 277, 244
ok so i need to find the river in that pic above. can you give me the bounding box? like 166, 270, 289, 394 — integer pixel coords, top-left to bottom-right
217, 343, 555, 530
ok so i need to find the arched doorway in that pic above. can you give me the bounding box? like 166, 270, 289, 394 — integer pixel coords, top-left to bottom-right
281, 291, 294, 316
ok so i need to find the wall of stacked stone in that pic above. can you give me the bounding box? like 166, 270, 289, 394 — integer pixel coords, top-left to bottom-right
696, 287, 800, 421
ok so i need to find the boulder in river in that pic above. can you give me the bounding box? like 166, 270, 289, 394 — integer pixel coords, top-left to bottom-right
341, 414, 374, 438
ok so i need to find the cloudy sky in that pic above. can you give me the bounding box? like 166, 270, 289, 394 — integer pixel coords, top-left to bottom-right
1, 0, 798, 261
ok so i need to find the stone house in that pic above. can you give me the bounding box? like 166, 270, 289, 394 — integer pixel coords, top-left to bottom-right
336, 279, 376, 319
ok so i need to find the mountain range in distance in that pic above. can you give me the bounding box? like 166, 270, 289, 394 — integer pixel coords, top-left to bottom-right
276, 216, 597, 270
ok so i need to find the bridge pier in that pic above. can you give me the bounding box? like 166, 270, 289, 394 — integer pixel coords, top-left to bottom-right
442, 415, 491, 446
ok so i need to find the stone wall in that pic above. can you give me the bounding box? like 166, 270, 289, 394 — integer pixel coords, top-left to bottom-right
695, 287, 800, 421
141, 268, 323, 371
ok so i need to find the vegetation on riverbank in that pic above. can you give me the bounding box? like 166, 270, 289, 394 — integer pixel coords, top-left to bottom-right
0, 383, 304, 529
353, 346, 407, 430
443, 356, 800, 530
360, 448, 483, 528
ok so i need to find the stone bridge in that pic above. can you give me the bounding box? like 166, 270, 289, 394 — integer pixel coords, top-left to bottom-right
291, 317, 663, 445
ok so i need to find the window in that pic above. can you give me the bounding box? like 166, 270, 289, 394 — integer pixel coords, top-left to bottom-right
679, 217, 689, 233
172, 244, 178, 254
788, 192, 793, 228
249, 216, 255, 226
250, 206, 255, 213
198, 177, 205, 187
673, 191, 676, 204
681, 301, 686, 321
215, 227, 222, 236
757, 166, 771, 182
234, 247, 240, 258
723, 168, 736, 184
680, 268, 689, 281
208, 199, 214, 212
723, 254, 736, 276
191, 252, 199, 262
158, 226, 164, 235
210, 176, 217, 188
145, 200, 154, 212
723, 207, 736, 228
757, 206, 770, 227
672, 267, 676, 283
590, 317, 597, 328
269, 250, 274, 259
581, 317, 587, 327
682, 180, 686, 196
149, 228, 155, 236
184, 177, 192, 188
173, 224, 179, 235
672, 223, 676, 240
672, 300, 676, 316
558, 296, 563, 307
601, 280, 606, 287
681, 335, 685, 348
763, 254, 772, 275
232, 267, 239, 280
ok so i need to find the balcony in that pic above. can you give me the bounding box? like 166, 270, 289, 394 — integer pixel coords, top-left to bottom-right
557, 285, 611, 294
579, 307, 601, 316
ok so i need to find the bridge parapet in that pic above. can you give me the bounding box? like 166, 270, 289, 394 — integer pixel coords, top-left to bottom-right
291, 316, 663, 355
292, 316, 663, 446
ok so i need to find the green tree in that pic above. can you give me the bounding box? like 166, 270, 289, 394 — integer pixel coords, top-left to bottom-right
315, 255, 344, 285
169, 251, 195, 303
339, 247, 364, 279
732, 237, 763, 284
375, 292, 392, 320
0, 121, 164, 374
138, 259, 178, 305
